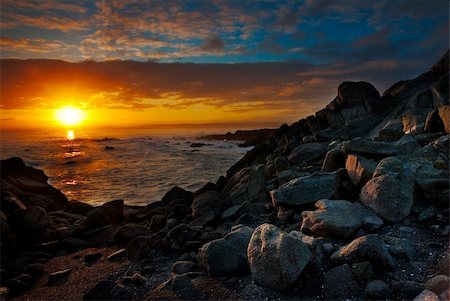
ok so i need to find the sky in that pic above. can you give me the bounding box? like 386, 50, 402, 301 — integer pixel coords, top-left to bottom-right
0, 0, 448, 130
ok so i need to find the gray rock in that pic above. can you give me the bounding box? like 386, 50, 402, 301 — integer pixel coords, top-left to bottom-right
351, 261, 375, 283
247, 223, 311, 290
375, 121, 404, 142
365, 280, 391, 299
288, 143, 327, 163
270, 171, 341, 207
172, 261, 196, 275
394, 134, 421, 154
413, 290, 439, 301
301, 199, 383, 239
163, 224, 200, 251
360, 157, 415, 222
221, 204, 243, 220
321, 148, 346, 172
392, 280, 425, 299
324, 264, 362, 300
247, 164, 269, 203
191, 191, 225, 218
331, 234, 395, 268
113, 223, 148, 246
418, 207, 437, 221
198, 226, 253, 277
274, 156, 290, 173
345, 154, 377, 188
342, 138, 397, 158
384, 236, 416, 260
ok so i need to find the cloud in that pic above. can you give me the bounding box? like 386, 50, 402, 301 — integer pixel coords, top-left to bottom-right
0, 36, 74, 53
200, 36, 225, 52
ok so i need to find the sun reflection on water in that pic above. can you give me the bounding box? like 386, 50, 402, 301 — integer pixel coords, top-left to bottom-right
67, 130, 75, 140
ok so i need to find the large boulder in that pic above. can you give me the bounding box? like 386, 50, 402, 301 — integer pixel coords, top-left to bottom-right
331, 234, 395, 268
342, 138, 397, 158
270, 171, 341, 207
85, 200, 124, 230
301, 199, 383, 239
360, 157, 415, 222
288, 143, 327, 163
191, 191, 225, 218
198, 226, 253, 277
345, 154, 377, 188
321, 148, 346, 172
247, 223, 311, 290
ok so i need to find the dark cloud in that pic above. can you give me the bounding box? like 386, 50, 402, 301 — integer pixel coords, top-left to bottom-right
200, 36, 225, 52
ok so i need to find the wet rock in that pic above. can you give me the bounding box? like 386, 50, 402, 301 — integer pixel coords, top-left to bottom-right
107, 248, 126, 261
351, 261, 375, 283
83, 280, 130, 300
247, 223, 311, 290
301, 199, 383, 239
360, 157, 415, 222
126, 236, 153, 260
288, 143, 327, 163
48, 269, 71, 286
270, 171, 341, 207
413, 290, 439, 301
149, 215, 167, 232
392, 280, 424, 299
345, 154, 377, 188
198, 226, 253, 277
191, 190, 225, 218
172, 261, 195, 275
365, 280, 390, 299
324, 264, 362, 300
425, 275, 449, 295
321, 148, 346, 172
113, 223, 148, 246
331, 234, 395, 268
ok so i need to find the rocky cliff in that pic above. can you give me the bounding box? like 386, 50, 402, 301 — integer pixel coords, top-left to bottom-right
1, 51, 448, 300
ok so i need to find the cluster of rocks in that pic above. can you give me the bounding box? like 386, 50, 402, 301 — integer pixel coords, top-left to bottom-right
1, 51, 449, 300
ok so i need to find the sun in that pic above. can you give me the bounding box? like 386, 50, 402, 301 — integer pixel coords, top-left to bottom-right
55, 107, 86, 126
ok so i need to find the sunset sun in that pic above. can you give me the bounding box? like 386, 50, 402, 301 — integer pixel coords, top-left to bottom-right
55, 107, 86, 126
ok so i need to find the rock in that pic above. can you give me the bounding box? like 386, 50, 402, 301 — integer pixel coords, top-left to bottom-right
342, 138, 397, 158
48, 269, 71, 286
301, 199, 383, 238
107, 248, 126, 261
270, 171, 341, 207
149, 215, 167, 232
104, 146, 115, 151
0, 212, 8, 239
365, 280, 390, 299
22, 206, 48, 235
172, 261, 195, 275
345, 154, 377, 188
126, 236, 153, 260
288, 143, 327, 163
163, 224, 201, 251
65, 201, 93, 215
424, 108, 445, 133
321, 148, 346, 172
418, 207, 437, 221
191, 190, 225, 218
274, 156, 290, 173
188, 211, 216, 228
247, 164, 269, 203
83, 280, 130, 300
351, 261, 375, 283
413, 290, 439, 301
394, 134, 421, 154
85, 200, 124, 230
84, 252, 101, 263
384, 236, 416, 260
161, 186, 193, 204
113, 223, 148, 246
324, 264, 362, 300
425, 275, 449, 295
375, 121, 404, 142
247, 223, 311, 290
360, 157, 415, 222
198, 226, 253, 277
331, 234, 395, 268
242, 283, 271, 300
392, 280, 424, 299
221, 204, 243, 220
438, 105, 450, 133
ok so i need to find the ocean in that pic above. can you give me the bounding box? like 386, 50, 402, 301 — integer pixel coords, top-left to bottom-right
0, 127, 253, 206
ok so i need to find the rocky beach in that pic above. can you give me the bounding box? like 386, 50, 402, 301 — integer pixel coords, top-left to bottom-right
1, 51, 449, 301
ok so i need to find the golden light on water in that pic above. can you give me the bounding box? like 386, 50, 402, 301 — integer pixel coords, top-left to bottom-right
67, 130, 75, 140
55, 107, 86, 126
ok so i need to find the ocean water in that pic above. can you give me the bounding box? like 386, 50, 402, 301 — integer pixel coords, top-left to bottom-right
0, 127, 252, 206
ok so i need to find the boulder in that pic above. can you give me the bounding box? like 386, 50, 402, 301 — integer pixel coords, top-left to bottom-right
126, 236, 153, 260
324, 264, 362, 300
247, 164, 269, 203
247, 224, 311, 290
360, 157, 415, 222
331, 234, 395, 268
172, 261, 196, 275
161, 186, 193, 204
394, 134, 421, 154
392, 280, 425, 299
198, 226, 253, 277
270, 171, 341, 207
301, 199, 383, 239
365, 280, 391, 299
321, 148, 346, 172
191, 191, 225, 218
345, 154, 377, 188
425, 275, 449, 295
424, 108, 445, 133
163, 224, 201, 251
438, 105, 450, 133
113, 223, 148, 246
149, 215, 167, 232
288, 143, 327, 163
384, 236, 416, 260
22, 206, 48, 235
342, 138, 397, 158
85, 200, 124, 230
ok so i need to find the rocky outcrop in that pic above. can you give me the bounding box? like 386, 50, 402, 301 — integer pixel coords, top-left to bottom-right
247, 224, 311, 290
